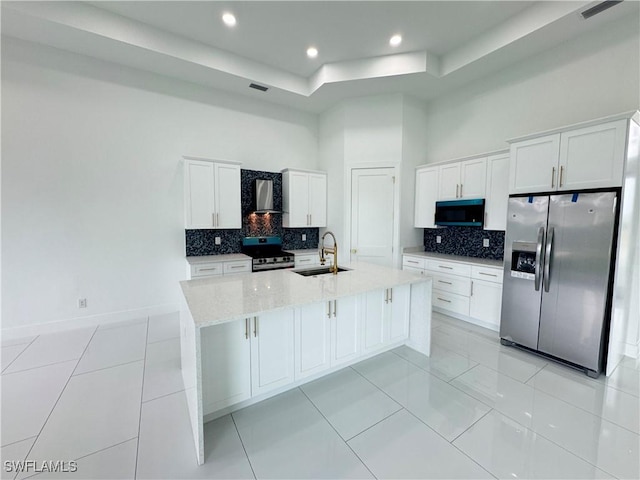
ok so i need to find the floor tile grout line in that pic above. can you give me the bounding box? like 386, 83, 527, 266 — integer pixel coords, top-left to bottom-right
230, 411, 258, 480
146, 335, 181, 345
297, 386, 379, 480
72, 358, 146, 378
141, 388, 186, 405
348, 364, 409, 407
1, 340, 35, 374
2, 357, 86, 377
0, 436, 37, 450
14, 325, 99, 480
448, 407, 494, 444
134, 318, 150, 480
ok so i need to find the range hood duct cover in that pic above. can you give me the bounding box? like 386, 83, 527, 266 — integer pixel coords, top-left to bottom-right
254, 179, 280, 213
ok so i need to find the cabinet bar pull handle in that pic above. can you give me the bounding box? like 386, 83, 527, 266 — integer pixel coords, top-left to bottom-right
390, 288, 393, 303
559, 166, 564, 187
253, 317, 258, 337
438, 280, 452, 285
551, 167, 556, 188
333, 300, 337, 317
471, 281, 474, 296
460, 184, 463, 197
212, 213, 216, 227
245, 318, 249, 339
230, 265, 244, 269
309, 214, 312, 225
479, 272, 497, 277
327, 301, 331, 318
198, 267, 219, 271
456, 184, 459, 198
384, 289, 389, 304
437, 297, 451, 303
408, 260, 419, 264
438, 265, 453, 270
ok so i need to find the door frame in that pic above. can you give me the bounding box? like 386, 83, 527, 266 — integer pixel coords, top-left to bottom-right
344, 163, 401, 267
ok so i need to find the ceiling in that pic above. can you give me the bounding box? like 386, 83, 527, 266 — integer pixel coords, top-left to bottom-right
2, 1, 638, 113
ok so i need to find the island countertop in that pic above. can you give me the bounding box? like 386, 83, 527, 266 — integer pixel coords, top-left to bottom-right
180, 261, 430, 328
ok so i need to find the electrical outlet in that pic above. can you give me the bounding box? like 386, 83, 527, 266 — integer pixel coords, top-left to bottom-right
215, 237, 221, 245
302, 234, 307, 242
483, 238, 490, 247
436, 236, 442, 244
78, 298, 87, 308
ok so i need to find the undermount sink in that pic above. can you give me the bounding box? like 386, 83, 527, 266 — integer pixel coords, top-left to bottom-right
294, 266, 351, 277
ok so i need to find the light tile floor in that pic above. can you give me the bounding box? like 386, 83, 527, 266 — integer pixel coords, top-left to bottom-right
1, 311, 638, 479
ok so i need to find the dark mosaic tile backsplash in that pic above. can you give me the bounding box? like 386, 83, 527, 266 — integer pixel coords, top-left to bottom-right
423, 227, 505, 260
185, 169, 319, 256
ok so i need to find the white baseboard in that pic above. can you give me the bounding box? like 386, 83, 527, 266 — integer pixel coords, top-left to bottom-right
1, 303, 179, 340
624, 342, 639, 359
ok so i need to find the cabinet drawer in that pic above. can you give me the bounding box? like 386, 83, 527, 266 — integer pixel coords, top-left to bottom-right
192, 263, 223, 277
224, 261, 251, 275
426, 259, 471, 277
295, 255, 319, 268
403, 265, 424, 275
403, 256, 426, 269
432, 273, 471, 296
471, 265, 503, 284
432, 291, 470, 316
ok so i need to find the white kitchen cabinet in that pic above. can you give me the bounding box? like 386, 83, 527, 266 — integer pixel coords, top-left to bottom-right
558, 119, 627, 190
184, 157, 241, 229
414, 166, 439, 228
294, 253, 320, 269
201, 319, 251, 415
187, 257, 252, 279
509, 118, 627, 194
330, 296, 361, 368
470, 265, 503, 330
509, 134, 560, 195
484, 153, 510, 231
282, 169, 327, 227
362, 286, 410, 353
250, 310, 295, 396
438, 158, 487, 200
295, 302, 331, 380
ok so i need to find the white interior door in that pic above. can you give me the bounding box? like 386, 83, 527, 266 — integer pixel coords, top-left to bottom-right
350, 168, 395, 266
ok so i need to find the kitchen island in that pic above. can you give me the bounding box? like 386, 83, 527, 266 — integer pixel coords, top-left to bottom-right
179, 261, 432, 465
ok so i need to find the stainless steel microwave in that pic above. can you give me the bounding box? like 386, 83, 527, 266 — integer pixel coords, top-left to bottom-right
434, 199, 485, 227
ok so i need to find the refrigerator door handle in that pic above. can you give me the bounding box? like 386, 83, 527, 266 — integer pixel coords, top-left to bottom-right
535, 226, 545, 291
543, 227, 554, 293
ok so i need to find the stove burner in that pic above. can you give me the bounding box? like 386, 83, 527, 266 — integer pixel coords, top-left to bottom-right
242, 236, 295, 272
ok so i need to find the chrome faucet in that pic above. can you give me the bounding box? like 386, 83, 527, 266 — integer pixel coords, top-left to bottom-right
319, 231, 338, 274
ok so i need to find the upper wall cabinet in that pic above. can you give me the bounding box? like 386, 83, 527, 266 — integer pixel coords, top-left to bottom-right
484, 153, 510, 231
509, 119, 627, 194
184, 157, 242, 229
414, 166, 439, 228
282, 169, 327, 228
439, 158, 487, 200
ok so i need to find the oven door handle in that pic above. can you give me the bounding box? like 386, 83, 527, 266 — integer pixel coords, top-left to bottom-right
534, 226, 545, 292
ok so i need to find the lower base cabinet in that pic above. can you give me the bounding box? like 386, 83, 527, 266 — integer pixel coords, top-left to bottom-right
202, 288, 410, 417
469, 279, 502, 328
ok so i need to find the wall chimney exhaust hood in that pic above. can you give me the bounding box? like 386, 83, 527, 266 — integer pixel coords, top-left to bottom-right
253, 179, 280, 213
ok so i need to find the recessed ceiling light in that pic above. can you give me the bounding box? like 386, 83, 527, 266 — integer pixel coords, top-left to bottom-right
389, 34, 402, 47
222, 12, 236, 27
306, 47, 318, 58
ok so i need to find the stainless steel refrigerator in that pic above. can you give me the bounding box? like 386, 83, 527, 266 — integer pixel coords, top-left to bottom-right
500, 191, 618, 377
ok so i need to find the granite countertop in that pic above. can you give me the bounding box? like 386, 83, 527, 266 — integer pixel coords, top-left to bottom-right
180, 261, 430, 328
403, 250, 503, 268
186, 253, 252, 265
284, 248, 320, 256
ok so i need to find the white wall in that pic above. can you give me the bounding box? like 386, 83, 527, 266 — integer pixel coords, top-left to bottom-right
1, 38, 318, 334
424, 16, 640, 163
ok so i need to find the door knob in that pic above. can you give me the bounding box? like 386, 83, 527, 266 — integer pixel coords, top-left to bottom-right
350, 248, 357, 254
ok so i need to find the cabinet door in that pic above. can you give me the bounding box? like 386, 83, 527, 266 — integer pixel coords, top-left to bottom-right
362, 290, 386, 353
295, 302, 331, 380
294, 254, 319, 268
509, 134, 560, 194
414, 167, 439, 228
388, 284, 410, 343
308, 173, 327, 227
331, 296, 360, 367
201, 320, 251, 415
484, 154, 510, 231
439, 163, 461, 200
284, 171, 310, 227
460, 158, 487, 199
250, 310, 295, 396
214, 163, 241, 229
470, 279, 502, 330
558, 119, 627, 190
185, 160, 215, 229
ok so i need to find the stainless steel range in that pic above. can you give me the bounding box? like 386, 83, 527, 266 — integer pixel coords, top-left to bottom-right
242, 236, 294, 272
